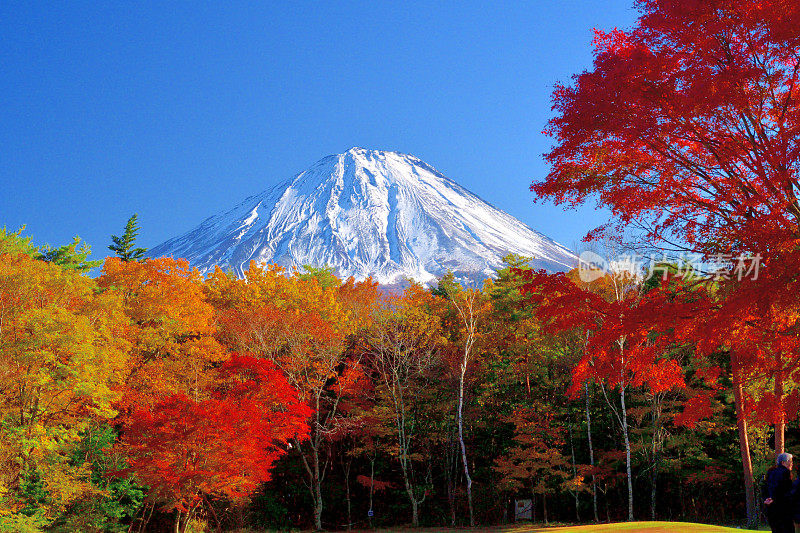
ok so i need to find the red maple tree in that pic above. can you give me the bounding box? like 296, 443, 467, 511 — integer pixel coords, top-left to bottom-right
529, 1, 800, 523
119, 355, 310, 533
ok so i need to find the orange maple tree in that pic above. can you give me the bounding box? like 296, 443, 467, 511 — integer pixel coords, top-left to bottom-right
98, 257, 227, 406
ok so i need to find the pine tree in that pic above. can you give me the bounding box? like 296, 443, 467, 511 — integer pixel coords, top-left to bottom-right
109, 214, 147, 262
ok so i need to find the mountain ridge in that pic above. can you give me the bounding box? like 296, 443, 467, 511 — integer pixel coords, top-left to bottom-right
149, 148, 577, 284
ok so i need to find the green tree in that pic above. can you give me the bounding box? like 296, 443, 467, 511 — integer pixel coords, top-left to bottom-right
1, 227, 100, 273
39, 236, 101, 272
298, 264, 340, 289
431, 270, 459, 298
52, 423, 145, 533
108, 214, 147, 262
0, 226, 38, 257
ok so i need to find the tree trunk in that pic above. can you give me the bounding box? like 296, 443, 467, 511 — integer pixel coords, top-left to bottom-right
448, 288, 479, 527
313, 471, 323, 531
447, 478, 456, 526
650, 454, 659, 521
585, 384, 599, 523
650, 393, 662, 521
310, 441, 323, 531
409, 490, 419, 527
343, 456, 352, 531
620, 385, 634, 521
775, 363, 785, 455
368, 457, 375, 529
569, 424, 580, 522
732, 353, 757, 527
457, 361, 475, 527
203, 495, 222, 533
399, 441, 422, 528
174, 509, 181, 533
295, 436, 324, 531
543, 492, 548, 525
296, 399, 326, 532
399, 444, 421, 526
395, 398, 423, 527
446, 435, 456, 526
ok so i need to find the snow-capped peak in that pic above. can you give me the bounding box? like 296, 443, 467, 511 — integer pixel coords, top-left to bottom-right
149, 148, 577, 285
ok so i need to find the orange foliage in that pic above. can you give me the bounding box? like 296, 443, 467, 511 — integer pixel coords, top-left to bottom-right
98, 257, 226, 406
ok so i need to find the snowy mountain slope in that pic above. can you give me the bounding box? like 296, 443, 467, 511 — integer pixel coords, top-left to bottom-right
149, 147, 577, 284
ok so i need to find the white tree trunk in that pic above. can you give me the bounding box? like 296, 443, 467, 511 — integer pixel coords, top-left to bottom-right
457, 361, 474, 526
620, 385, 633, 521
585, 384, 599, 522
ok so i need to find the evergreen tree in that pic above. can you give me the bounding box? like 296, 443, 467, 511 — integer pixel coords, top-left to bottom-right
40, 236, 101, 272
2, 226, 100, 272
109, 214, 147, 262
298, 264, 340, 289
431, 269, 459, 298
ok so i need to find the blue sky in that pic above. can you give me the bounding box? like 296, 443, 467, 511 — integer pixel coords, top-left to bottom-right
1, 1, 639, 260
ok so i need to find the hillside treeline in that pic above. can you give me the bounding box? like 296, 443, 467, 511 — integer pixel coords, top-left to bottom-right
0, 227, 773, 532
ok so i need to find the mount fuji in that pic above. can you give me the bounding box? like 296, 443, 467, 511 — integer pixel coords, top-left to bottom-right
149, 148, 577, 285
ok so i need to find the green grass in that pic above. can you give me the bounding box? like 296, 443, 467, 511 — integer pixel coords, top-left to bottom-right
350, 522, 763, 533
513, 522, 762, 532
235, 521, 766, 533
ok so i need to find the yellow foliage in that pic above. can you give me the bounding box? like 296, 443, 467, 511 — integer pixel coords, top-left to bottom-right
0, 253, 129, 520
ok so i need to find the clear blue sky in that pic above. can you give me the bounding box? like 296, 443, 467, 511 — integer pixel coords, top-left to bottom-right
1, 1, 639, 261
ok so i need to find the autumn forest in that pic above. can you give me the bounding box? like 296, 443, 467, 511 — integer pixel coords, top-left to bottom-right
4, 0, 800, 532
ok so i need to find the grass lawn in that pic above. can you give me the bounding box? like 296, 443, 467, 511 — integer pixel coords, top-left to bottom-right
350, 522, 764, 533
514, 522, 762, 532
